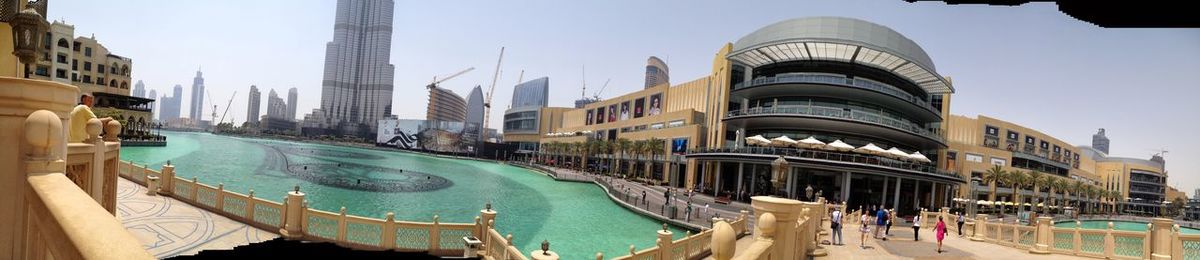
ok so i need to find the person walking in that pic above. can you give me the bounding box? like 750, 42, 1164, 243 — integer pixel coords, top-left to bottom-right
642, 190, 647, 205
936, 216, 948, 253
831, 206, 844, 245
860, 210, 871, 249
912, 211, 921, 241
885, 207, 893, 237
956, 212, 965, 237
875, 205, 887, 240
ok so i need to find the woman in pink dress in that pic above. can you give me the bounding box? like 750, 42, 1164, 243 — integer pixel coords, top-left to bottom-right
935, 216, 947, 253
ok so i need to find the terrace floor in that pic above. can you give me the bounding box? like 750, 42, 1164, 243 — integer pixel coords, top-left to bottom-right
115, 178, 278, 258
816, 223, 1092, 260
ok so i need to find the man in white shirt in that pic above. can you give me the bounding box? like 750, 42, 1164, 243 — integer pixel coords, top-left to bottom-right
831, 206, 843, 245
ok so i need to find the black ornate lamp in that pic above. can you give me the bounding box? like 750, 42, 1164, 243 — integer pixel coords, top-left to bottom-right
540, 239, 550, 255
805, 185, 814, 202
10, 1, 49, 78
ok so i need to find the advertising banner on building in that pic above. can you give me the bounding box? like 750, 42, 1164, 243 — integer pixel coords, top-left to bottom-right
377, 119, 478, 154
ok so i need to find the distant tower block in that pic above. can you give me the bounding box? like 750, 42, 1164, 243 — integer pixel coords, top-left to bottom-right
1092, 128, 1110, 154
644, 56, 669, 89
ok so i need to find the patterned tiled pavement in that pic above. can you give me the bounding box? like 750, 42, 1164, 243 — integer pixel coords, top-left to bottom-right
116, 178, 278, 258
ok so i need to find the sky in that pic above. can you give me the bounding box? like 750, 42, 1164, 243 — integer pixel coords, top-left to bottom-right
51, 0, 1199, 192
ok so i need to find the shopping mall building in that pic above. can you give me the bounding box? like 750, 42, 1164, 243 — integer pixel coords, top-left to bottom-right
517, 16, 1179, 216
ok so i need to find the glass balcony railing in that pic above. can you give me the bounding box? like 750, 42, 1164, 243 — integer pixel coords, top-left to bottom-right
726, 105, 945, 143
687, 146, 961, 180
732, 74, 939, 114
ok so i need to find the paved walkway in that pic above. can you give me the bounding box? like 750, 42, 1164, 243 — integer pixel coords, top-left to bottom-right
536, 165, 753, 228
115, 178, 277, 258
818, 223, 1091, 260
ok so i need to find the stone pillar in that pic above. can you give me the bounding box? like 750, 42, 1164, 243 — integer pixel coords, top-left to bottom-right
750, 196, 804, 260
1030, 216, 1051, 254
1152, 218, 1173, 260
159, 164, 175, 194
480, 204, 497, 238
971, 215, 987, 241
87, 118, 105, 201
656, 224, 674, 259
10, 108, 70, 259
145, 175, 159, 196
280, 186, 306, 239
710, 220, 736, 260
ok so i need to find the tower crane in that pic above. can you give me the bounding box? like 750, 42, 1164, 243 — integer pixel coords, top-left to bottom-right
206, 89, 217, 128
218, 91, 236, 127
482, 47, 504, 142
592, 78, 610, 100
427, 67, 475, 89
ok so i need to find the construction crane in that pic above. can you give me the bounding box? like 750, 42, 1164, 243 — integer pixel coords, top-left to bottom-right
217, 91, 236, 126
482, 47, 504, 142
206, 89, 217, 128
592, 78, 611, 100
427, 67, 475, 89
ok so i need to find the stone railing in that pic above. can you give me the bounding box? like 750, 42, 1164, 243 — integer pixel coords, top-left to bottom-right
117, 160, 531, 259
708, 196, 827, 260
605, 214, 746, 260
3, 77, 153, 259
64, 117, 124, 214
967, 215, 1200, 259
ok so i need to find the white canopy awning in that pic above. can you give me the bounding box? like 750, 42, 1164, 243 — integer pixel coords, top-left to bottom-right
826, 140, 855, 151
770, 135, 798, 147
885, 147, 909, 159
746, 135, 771, 146
796, 136, 826, 149
853, 143, 887, 155
907, 151, 932, 163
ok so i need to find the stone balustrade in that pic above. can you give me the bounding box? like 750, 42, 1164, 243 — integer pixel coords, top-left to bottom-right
2, 77, 152, 259
964, 215, 1200, 259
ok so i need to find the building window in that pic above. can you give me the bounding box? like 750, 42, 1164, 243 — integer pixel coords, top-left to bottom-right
97, 77, 106, 86
56, 54, 67, 64
667, 120, 684, 128
72, 59, 78, 70
984, 125, 999, 136
98, 64, 106, 73
84, 62, 92, 71
84, 47, 92, 57
82, 75, 91, 83
965, 153, 983, 163
650, 123, 664, 129
34, 66, 49, 76
1006, 130, 1019, 141
72, 41, 80, 51
55, 69, 66, 79
990, 157, 1007, 166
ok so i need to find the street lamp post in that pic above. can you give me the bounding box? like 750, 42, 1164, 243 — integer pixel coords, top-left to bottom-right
10, 1, 49, 78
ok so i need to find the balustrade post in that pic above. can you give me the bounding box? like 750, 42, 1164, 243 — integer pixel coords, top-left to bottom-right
88, 118, 105, 201
20, 110, 68, 259
1171, 225, 1182, 260
280, 186, 306, 239
711, 219, 736, 260
431, 215, 441, 252
245, 190, 255, 220
595, 252, 603, 260
972, 215, 987, 241
657, 223, 674, 259
1151, 218, 1174, 260
1030, 216, 1051, 254
140, 164, 149, 184
159, 163, 175, 194
480, 203, 496, 238
216, 183, 225, 210
190, 177, 198, 201
505, 234, 514, 259
336, 207, 347, 242
145, 175, 158, 196
740, 210, 750, 235
383, 212, 396, 249
1105, 222, 1115, 258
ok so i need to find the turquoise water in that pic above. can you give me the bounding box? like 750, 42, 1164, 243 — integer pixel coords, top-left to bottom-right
1054, 220, 1200, 234
121, 131, 684, 259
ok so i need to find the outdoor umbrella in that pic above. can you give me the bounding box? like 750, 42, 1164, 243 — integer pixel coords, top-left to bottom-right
746, 135, 771, 146
796, 136, 826, 149
826, 140, 855, 151
885, 147, 909, 159
853, 143, 887, 155
770, 135, 798, 147
907, 151, 933, 163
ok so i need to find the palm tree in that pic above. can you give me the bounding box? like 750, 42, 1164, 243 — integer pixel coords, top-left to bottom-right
1053, 178, 1069, 214
647, 138, 665, 182
1027, 171, 1046, 214
631, 140, 647, 179
616, 139, 633, 177
1110, 190, 1123, 214
1008, 170, 1027, 215
982, 165, 1006, 213
1045, 177, 1061, 214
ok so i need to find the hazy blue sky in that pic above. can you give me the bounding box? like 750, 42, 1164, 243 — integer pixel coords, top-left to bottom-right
51, 1, 1199, 193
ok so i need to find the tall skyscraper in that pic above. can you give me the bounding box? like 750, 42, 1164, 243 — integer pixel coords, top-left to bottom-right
305, 0, 395, 137
267, 89, 287, 119
287, 87, 298, 121
159, 84, 184, 122
1093, 128, 1110, 154
465, 86, 485, 125
148, 89, 157, 119
644, 56, 669, 89
511, 77, 549, 108
189, 70, 205, 124
247, 85, 261, 124
132, 80, 145, 98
